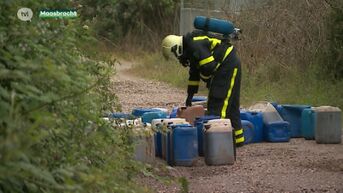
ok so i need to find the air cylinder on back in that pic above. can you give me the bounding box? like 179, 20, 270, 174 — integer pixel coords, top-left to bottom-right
194, 16, 235, 35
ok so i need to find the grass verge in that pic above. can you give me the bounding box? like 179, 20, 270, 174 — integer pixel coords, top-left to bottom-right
129, 51, 343, 110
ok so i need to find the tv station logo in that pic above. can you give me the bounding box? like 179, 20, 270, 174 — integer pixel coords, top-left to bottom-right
17, 8, 33, 21
17, 8, 78, 21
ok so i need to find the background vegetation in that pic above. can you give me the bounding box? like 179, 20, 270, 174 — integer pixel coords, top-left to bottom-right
130, 0, 343, 109
0, 0, 161, 192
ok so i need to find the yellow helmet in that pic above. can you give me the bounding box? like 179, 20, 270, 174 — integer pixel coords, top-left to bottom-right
161, 35, 183, 60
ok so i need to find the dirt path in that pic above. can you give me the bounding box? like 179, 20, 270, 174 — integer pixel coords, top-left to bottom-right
113, 60, 343, 193
113, 60, 186, 113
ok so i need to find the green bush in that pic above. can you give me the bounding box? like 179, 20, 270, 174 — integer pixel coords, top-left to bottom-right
0, 1, 145, 192
325, 0, 343, 80
79, 0, 178, 50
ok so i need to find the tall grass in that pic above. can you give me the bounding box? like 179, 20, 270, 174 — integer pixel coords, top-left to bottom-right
240, 64, 343, 108
122, 0, 343, 110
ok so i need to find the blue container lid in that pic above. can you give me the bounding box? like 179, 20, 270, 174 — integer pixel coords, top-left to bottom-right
192, 96, 207, 102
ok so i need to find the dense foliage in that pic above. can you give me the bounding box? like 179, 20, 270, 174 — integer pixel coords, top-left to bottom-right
0, 1, 146, 192
133, 0, 343, 109
325, 0, 343, 80
79, 0, 178, 50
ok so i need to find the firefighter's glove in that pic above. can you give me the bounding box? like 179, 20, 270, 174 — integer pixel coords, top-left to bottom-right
178, 55, 190, 67
185, 94, 193, 107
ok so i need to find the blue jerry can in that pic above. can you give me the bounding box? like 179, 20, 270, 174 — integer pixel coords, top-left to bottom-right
301, 108, 315, 140
265, 121, 291, 142
167, 124, 197, 166
192, 96, 207, 102
194, 115, 220, 156
132, 108, 162, 117
241, 120, 254, 144
279, 105, 311, 138
142, 111, 168, 124
154, 132, 162, 157
169, 107, 178, 118
240, 111, 264, 143
151, 119, 166, 158
165, 123, 190, 164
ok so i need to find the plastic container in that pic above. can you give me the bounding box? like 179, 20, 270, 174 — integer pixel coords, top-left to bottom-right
194, 115, 220, 156
133, 126, 155, 163
132, 108, 162, 117
169, 107, 178, 118
207, 119, 231, 126
263, 103, 284, 123
108, 112, 133, 119
194, 16, 235, 35
301, 108, 316, 140
264, 121, 291, 142
142, 111, 168, 124
240, 111, 264, 143
192, 96, 207, 102
152, 108, 169, 114
177, 105, 205, 125
192, 100, 207, 108
271, 102, 284, 115
151, 119, 165, 157
314, 106, 342, 144
278, 105, 311, 138
166, 124, 197, 166
161, 119, 188, 160
204, 122, 234, 165
241, 120, 254, 144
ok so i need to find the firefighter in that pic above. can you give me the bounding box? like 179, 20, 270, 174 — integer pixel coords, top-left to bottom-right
161, 30, 244, 147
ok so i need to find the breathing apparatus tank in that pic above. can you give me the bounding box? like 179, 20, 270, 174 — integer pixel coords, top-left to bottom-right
193, 16, 240, 40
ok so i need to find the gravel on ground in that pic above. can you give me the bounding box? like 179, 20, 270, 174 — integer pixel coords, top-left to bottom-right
113, 60, 343, 193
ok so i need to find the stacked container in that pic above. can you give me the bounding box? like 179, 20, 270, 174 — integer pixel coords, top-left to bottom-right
142, 111, 168, 124
241, 120, 254, 144
133, 125, 155, 163
204, 119, 235, 165
301, 108, 316, 140
151, 119, 166, 157
167, 124, 198, 166
263, 104, 291, 142
170, 107, 178, 118
265, 121, 291, 142
177, 105, 205, 125
194, 115, 220, 156
278, 105, 311, 138
132, 108, 162, 117
161, 118, 188, 160
240, 111, 264, 143
314, 106, 342, 144
249, 102, 291, 142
